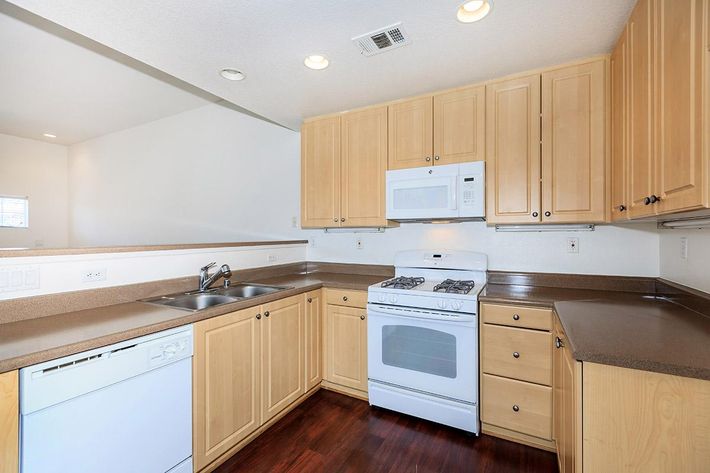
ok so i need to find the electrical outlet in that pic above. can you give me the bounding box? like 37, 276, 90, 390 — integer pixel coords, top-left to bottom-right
291, 216, 297, 228
680, 237, 688, 259
356, 237, 364, 250
81, 268, 107, 282
566, 237, 579, 254
267, 254, 277, 263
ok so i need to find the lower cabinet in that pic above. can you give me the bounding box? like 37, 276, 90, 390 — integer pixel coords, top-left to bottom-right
0, 370, 19, 473
553, 314, 582, 473
323, 289, 369, 396
193, 293, 309, 472
305, 290, 323, 391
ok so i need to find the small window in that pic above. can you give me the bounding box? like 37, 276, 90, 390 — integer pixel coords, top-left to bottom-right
0, 196, 29, 228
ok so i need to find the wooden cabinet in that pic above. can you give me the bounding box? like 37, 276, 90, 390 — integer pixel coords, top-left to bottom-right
261, 295, 305, 424
610, 26, 629, 221
542, 60, 607, 223
304, 290, 323, 391
480, 303, 554, 450
0, 371, 18, 473
341, 107, 389, 227
485, 75, 542, 224
388, 86, 485, 170
553, 314, 582, 473
301, 110, 392, 228
301, 116, 341, 228
193, 307, 262, 471
323, 289, 368, 396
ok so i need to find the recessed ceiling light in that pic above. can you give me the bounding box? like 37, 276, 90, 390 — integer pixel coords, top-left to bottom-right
457, 0, 492, 23
43, 133, 57, 138
219, 68, 245, 81
304, 55, 329, 70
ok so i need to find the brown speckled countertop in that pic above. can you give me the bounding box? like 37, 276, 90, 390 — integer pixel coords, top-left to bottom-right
480, 283, 710, 381
0, 271, 387, 373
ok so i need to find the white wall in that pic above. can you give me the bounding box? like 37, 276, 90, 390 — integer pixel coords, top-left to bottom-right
0, 133, 69, 249
305, 222, 661, 277
68, 103, 301, 246
659, 230, 710, 293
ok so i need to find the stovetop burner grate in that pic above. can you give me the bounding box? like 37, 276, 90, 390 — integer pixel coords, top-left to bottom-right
381, 276, 425, 290
432, 279, 476, 294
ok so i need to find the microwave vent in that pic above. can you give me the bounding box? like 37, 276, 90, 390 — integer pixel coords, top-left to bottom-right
352, 23, 410, 56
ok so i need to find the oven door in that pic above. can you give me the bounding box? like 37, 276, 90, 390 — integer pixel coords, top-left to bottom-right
386, 166, 458, 220
367, 304, 477, 403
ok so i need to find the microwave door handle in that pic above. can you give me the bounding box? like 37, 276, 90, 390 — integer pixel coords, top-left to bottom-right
450, 178, 458, 209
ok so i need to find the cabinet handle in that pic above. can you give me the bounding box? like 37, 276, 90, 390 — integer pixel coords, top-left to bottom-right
307, 297, 312, 303
343, 296, 348, 302
341, 217, 345, 222
532, 212, 539, 218
360, 315, 366, 320
544, 211, 551, 217
513, 314, 520, 321
512, 405, 520, 412
256, 313, 262, 320
618, 205, 627, 212
425, 157, 431, 162
434, 156, 440, 161
264, 311, 270, 317
513, 352, 520, 359
555, 337, 563, 349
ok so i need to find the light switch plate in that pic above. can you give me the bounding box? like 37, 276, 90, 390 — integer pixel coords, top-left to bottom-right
680, 237, 688, 259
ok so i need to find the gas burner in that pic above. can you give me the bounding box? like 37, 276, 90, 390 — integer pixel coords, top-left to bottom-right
433, 279, 476, 294
381, 276, 425, 290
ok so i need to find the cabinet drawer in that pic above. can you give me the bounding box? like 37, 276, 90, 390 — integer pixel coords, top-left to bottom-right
482, 374, 552, 440
481, 303, 552, 331
482, 324, 552, 386
325, 288, 367, 309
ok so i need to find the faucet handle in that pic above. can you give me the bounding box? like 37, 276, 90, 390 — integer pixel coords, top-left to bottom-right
200, 262, 216, 272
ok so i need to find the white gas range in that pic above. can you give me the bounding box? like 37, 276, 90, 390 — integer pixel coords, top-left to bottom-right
367, 250, 487, 434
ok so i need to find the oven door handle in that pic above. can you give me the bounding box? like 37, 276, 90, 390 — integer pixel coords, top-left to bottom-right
367, 303, 476, 323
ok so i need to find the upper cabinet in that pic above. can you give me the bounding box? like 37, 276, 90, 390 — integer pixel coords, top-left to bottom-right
388, 86, 485, 170
610, 0, 709, 219
486, 75, 542, 224
301, 108, 393, 228
486, 59, 607, 225
542, 60, 607, 223
610, 27, 629, 221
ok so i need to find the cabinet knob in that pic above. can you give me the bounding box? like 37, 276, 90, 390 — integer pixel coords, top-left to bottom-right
650, 195, 660, 204
333, 217, 338, 222
532, 212, 539, 218
425, 157, 431, 162
341, 217, 345, 222
264, 311, 270, 317
512, 405, 520, 412
555, 337, 563, 349
343, 296, 348, 302
644, 196, 652, 205
256, 313, 262, 320
513, 314, 520, 321
307, 297, 312, 303
434, 156, 440, 161
618, 205, 627, 212
360, 315, 366, 320
513, 352, 520, 359
544, 211, 552, 217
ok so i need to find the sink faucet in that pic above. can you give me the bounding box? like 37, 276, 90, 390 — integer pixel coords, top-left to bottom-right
198, 262, 232, 292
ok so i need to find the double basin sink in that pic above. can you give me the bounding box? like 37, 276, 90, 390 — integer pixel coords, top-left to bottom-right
141, 283, 290, 311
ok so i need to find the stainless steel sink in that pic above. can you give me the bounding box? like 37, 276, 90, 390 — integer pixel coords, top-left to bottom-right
141, 283, 291, 312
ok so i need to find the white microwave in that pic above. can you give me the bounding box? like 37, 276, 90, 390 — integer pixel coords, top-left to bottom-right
386, 162, 485, 221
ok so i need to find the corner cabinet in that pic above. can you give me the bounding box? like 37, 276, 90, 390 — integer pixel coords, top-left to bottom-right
0, 370, 18, 473
301, 109, 393, 229
304, 290, 323, 391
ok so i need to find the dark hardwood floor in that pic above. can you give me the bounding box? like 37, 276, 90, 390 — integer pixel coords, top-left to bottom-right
214, 390, 558, 473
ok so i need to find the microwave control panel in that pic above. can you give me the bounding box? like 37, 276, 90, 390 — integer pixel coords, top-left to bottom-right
457, 162, 485, 217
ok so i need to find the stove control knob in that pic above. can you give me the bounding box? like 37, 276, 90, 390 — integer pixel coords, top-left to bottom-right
378, 294, 386, 303
451, 301, 463, 311
389, 295, 397, 304
437, 300, 446, 309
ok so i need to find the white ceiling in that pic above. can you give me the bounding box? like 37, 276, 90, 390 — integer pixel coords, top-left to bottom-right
6, 0, 636, 131
0, 3, 213, 145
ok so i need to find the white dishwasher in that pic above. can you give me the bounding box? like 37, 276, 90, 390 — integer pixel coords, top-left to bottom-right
20, 325, 193, 473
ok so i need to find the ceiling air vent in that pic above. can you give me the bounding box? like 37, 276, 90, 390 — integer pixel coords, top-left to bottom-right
352, 23, 410, 57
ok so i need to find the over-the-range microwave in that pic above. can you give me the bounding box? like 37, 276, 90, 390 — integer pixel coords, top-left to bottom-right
386, 161, 485, 222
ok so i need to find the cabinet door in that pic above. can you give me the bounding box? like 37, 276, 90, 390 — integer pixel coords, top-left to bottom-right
611, 28, 630, 221
325, 304, 368, 392
305, 290, 323, 391
486, 75, 542, 223
553, 322, 580, 473
341, 106, 388, 227
261, 295, 305, 424
552, 322, 564, 471
433, 86, 485, 165
542, 59, 607, 223
628, 0, 656, 218
193, 308, 261, 471
301, 116, 341, 228
655, 0, 708, 214
388, 97, 433, 169
0, 370, 18, 473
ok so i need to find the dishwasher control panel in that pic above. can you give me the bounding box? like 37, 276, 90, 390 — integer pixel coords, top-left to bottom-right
149, 336, 191, 366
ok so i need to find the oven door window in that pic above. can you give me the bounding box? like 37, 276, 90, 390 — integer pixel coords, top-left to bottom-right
382, 325, 456, 378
